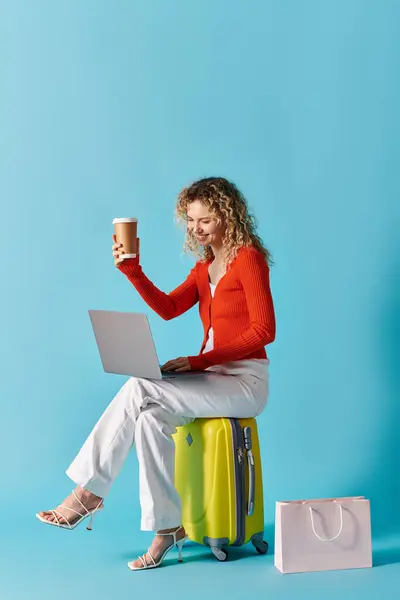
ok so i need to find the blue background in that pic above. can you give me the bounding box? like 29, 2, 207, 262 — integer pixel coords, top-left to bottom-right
1, 0, 399, 598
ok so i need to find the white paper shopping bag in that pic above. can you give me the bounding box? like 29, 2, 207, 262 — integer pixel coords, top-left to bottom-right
274, 496, 372, 574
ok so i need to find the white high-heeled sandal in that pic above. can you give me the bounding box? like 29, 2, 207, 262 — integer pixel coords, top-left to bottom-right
36, 490, 104, 531
128, 526, 188, 571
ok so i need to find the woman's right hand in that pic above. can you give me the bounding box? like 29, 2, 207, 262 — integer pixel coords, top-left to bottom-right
112, 233, 140, 267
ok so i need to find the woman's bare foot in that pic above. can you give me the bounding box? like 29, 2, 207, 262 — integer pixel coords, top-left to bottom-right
129, 526, 187, 569
37, 486, 103, 526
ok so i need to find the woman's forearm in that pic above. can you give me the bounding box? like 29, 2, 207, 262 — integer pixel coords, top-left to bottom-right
117, 259, 199, 320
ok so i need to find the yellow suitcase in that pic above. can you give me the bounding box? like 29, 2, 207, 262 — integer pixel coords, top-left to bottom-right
173, 417, 268, 561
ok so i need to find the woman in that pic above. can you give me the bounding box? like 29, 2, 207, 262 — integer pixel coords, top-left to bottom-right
36, 176, 276, 571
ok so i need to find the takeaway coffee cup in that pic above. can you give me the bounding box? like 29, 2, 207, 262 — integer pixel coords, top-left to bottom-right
113, 218, 138, 260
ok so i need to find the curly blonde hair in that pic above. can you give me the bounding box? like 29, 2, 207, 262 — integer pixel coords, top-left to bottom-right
175, 177, 273, 269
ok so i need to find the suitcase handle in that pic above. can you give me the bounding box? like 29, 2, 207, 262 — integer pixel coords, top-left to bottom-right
244, 426, 255, 516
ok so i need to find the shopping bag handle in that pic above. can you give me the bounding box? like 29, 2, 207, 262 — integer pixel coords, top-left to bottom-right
309, 503, 344, 542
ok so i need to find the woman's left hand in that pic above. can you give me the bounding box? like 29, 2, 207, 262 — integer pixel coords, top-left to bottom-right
161, 357, 192, 372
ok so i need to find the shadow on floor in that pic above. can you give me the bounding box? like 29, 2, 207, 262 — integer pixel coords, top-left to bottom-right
119, 524, 275, 565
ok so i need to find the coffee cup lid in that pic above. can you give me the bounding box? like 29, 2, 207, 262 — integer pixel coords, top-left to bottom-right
112, 218, 138, 224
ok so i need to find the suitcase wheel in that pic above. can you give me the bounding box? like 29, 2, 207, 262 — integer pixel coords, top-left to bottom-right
211, 547, 228, 562
252, 539, 269, 555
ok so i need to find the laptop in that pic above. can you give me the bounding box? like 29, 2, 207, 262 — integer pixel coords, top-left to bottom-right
88, 310, 202, 380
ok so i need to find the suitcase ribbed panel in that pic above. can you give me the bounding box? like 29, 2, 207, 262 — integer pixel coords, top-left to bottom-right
229, 419, 245, 546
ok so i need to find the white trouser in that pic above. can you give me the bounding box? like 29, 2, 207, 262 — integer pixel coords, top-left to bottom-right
66, 359, 269, 531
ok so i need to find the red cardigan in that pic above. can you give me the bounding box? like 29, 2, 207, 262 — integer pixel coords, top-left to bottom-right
117, 245, 276, 371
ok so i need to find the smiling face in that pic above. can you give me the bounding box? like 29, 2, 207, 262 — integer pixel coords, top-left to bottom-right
186, 200, 225, 248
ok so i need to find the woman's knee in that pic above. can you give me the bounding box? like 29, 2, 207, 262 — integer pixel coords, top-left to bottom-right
120, 376, 146, 399
110, 377, 144, 415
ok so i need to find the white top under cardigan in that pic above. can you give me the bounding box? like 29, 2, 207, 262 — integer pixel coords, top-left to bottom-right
203, 282, 216, 353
